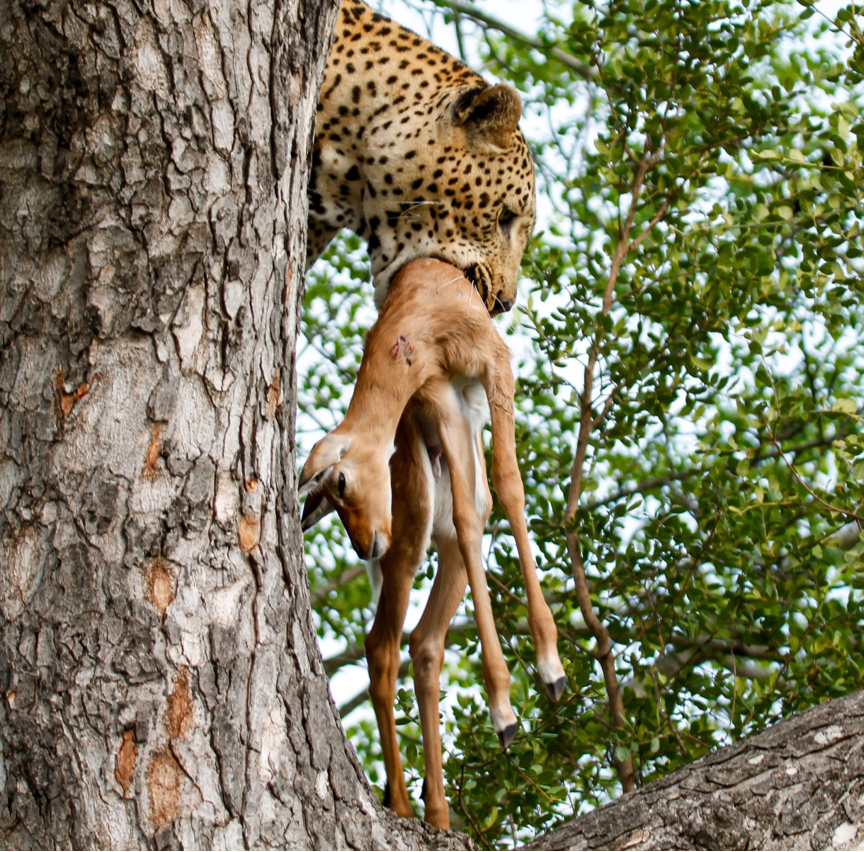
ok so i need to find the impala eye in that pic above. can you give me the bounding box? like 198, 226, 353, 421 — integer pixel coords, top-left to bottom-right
337, 472, 346, 499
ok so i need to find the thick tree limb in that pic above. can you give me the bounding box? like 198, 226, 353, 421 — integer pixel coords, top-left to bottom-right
525, 689, 864, 851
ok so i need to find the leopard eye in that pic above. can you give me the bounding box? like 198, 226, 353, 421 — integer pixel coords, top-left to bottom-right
498, 207, 518, 232
337, 472, 346, 499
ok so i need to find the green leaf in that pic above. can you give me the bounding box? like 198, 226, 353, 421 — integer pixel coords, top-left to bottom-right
833, 399, 858, 415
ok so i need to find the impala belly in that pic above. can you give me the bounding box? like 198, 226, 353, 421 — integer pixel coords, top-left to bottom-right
424, 379, 491, 544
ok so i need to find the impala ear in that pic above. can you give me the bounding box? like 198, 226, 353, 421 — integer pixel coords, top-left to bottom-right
298, 435, 349, 496
452, 83, 523, 150
301, 490, 336, 531
298, 463, 332, 498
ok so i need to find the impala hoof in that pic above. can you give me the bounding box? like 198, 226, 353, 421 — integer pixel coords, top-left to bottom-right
545, 675, 567, 703
497, 722, 518, 750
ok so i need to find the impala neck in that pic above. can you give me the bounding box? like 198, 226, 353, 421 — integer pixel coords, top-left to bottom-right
341, 325, 430, 444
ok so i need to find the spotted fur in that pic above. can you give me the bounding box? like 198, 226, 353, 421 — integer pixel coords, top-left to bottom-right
307, 0, 536, 314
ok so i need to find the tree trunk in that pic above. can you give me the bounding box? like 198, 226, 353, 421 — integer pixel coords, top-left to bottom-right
0, 1, 468, 848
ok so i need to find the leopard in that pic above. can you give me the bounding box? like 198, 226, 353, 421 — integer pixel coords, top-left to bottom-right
307, 0, 536, 315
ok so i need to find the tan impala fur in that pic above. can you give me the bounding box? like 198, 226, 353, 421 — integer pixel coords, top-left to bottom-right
299, 259, 565, 829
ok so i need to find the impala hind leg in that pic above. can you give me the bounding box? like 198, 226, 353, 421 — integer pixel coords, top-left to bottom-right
485, 362, 566, 701
409, 535, 469, 829
436, 397, 518, 748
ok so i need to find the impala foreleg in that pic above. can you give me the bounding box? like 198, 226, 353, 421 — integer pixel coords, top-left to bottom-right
366, 413, 434, 820
486, 361, 567, 702
408, 535, 468, 830
437, 400, 518, 748
366, 557, 416, 820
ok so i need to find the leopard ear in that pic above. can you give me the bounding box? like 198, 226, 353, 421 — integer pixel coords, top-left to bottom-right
452, 84, 523, 150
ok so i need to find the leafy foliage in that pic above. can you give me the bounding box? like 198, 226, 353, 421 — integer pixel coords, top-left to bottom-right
300, 0, 864, 846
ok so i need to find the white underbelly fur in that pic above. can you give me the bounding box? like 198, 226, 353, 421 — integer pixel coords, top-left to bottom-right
422, 379, 491, 545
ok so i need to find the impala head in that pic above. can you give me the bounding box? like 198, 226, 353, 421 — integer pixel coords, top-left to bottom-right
298, 432, 393, 561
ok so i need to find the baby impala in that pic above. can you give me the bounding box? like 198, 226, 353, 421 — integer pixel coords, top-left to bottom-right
299, 258, 565, 830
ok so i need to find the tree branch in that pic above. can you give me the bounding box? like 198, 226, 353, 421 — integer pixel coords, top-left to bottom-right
561, 156, 657, 794
525, 689, 864, 851
431, 0, 595, 81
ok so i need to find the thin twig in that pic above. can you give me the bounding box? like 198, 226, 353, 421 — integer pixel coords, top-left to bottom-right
648, 667, 688, 758
770, 429, 864, 524
456, 762, 486, 842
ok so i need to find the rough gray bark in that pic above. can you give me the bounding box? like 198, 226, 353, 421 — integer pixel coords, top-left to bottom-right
0, 1, 470, 848
526, 689, 864, 851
